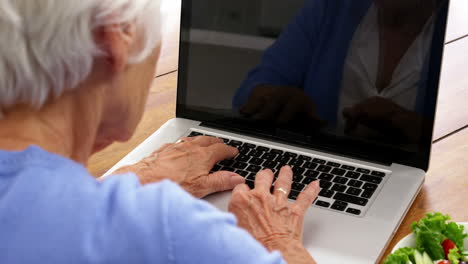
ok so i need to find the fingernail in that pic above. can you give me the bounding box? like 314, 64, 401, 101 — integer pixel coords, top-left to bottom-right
230, 175, 245, 186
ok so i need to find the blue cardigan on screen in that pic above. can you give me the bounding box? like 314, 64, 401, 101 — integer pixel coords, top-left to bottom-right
232, 0, 447, 125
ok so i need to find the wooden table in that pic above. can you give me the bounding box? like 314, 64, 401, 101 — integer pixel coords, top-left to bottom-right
88, 1, 468, 263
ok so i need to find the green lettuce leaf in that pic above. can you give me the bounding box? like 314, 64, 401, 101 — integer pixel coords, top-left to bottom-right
448, 247, 461, 264
411, 213, 448, 260
384, 247, 415, 264
444, 222, 468, 250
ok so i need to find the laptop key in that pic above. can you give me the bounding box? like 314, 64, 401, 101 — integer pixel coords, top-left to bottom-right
223, 167, 236, 172
331, 184, 347, 193
315, 201, 330, 208
361, 189, 375, 199
284, 152, 298, 158
219, 160, 234, 167
346, 208, 361, 215
342, 165, 355, 171
345, 171, 360, 179
302, 177, 317, 184
292, 182, 306, 191
320, 180, 333, 189
371, 171, 386, 177
263, 160, 278, 169
250, 158, 264, 166
319, 189, 335, 198
331, 168, 346, 176
275, 155, 291, 164
332, 176, 348, 185
331, 201, 348, 211
235, 155, 250, 163
293, 174, 304, 183
288, 190, 300, 200
317, 165, 332, 173
256, 146, 270, 152
245, 180, 255, 189
363, 183, 378, 190
313, 158, 326, 164
318, 173, 334, 181
270, 149, 283, 155
243, 143, 256, 149
292, 167, 306, 175
327, 161, 341, 167
334, 193, 368, 206
233, 162, 248, 170
229, 140, 243, 147
299, 155, 312, 161
235, 170, 249, 177
289, 158, 304, 167
348, 179, 363, 188
238, 147, 251, 155
304, 162, 319, 170
218, 137, 229, 143
262, 152, 278, 161
360, 174, 382, 184
346, 187, 362, 196
246, 173, 256, 181
188, 131, 203, 137
304, 170, 320, 178
356, 168, 371, 174
249, 150, 264, 157
246, 165, 262, 173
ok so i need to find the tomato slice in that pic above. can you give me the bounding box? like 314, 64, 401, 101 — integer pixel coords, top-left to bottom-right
442, 239, 457, 258
437, 260, 450, 264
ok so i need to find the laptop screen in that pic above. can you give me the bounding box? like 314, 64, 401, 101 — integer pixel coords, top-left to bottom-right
177, 0, 449, 170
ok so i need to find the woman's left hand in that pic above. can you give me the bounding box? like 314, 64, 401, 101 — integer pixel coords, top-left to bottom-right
114, 136, 244, 198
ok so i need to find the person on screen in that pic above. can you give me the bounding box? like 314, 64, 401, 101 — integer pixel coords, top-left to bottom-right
0, 1, 320, 264
233, 0, 447, 144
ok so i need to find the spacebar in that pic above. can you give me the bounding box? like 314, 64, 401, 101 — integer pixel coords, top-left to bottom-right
334, 193, 368, 206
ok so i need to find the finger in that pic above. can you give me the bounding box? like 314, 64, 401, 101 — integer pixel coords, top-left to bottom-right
254, 169, 274, 192
186, 136, 223, 147
273, 166, 293, 200
205, 143, 239, 164
232, 182, 250, 194
295, 180, 320, 211
204, 171, 245, 197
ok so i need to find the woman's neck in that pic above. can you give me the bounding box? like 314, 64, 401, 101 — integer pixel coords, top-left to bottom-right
0, 87, 105, 165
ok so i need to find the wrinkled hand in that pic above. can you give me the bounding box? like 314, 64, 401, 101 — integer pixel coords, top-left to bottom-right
114, 136, 245, 198
241, 85, 325, 127
343, 96, 421, 142
228, 166, 320, 251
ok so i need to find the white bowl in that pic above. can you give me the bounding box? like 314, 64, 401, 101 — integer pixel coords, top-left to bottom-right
392, 222, 468, 253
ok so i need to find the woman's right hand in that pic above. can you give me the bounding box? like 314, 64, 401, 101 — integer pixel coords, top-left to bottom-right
228, 166, 319, 264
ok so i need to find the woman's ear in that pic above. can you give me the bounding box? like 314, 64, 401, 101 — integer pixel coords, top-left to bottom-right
94, 22, 137, 73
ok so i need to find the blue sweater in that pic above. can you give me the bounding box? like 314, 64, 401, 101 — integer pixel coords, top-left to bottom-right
0, 146, 284, 264
233, 0, 447, 124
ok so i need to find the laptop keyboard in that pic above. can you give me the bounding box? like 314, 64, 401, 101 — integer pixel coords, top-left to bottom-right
187, 131, 388, 217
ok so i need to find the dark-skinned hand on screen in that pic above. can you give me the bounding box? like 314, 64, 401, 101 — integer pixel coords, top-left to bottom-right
343, 96, 423, 143
240, 85, 327, 131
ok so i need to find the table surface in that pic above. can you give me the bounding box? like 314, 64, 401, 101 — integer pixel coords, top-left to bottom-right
87, 1, 468, 263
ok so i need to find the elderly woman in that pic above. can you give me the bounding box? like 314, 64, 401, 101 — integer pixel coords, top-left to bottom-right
0, 1, 320, 263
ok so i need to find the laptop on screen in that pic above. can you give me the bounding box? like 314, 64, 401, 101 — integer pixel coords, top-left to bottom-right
106, 0, 450, 262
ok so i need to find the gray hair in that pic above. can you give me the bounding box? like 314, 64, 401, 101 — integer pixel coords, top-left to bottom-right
0, 0, 161, 115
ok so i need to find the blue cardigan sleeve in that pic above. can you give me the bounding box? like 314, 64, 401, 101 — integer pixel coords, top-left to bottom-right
232, 0, 327, 108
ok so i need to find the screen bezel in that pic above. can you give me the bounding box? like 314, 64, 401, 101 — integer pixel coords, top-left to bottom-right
176, 0, 450, 171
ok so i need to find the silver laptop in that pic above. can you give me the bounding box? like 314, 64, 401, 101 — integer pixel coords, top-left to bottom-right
105, 0, 450, 262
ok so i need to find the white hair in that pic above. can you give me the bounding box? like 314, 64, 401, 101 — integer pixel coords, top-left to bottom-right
0, 0, 161, 115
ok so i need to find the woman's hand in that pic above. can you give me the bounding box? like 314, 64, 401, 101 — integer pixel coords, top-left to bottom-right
114, 136, 245, 198
228, 166, 319, 264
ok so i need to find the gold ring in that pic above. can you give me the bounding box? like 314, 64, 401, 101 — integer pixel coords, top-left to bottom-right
276, 187, 288, 196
